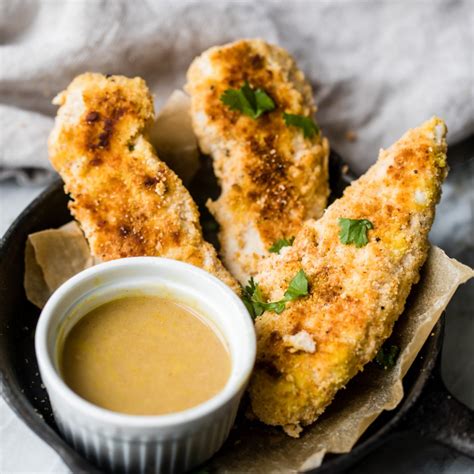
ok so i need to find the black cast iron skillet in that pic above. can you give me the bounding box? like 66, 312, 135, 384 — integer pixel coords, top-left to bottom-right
0, 153, 472, 473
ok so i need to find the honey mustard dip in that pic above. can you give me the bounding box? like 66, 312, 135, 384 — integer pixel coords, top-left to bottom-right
60, 295, 231, 415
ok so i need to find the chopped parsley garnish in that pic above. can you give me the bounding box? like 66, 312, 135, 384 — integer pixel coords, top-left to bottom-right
283, 113, 319, 138
241, 277, 269, 318
375, 344, 400, 369
283, 269, 309, 300
220, 81, 275, 119
241, 270, 309, 319
269, 236, 295, 254
338, 218, 374, 247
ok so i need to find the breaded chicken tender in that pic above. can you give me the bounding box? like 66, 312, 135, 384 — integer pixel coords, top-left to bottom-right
248, 117, 448, 435
186, 39, 330, 284
48, 73, 238, 291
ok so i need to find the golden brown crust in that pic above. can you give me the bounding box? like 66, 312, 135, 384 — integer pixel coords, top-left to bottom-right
48, 73, 238, 291
186, 39, 330, 283
248, 117, 448, 432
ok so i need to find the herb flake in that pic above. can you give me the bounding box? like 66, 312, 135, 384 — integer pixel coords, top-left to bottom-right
241, 270, 309, 319
269, 236, 295, 254
375, 344, 400, 369
338, 218, 374, 247
283, 269, 309, 300
221, 81, 275, 119
283, 113, 319, 138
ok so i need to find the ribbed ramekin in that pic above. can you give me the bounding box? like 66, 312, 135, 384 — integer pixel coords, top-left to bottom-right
35, 257, 256, 473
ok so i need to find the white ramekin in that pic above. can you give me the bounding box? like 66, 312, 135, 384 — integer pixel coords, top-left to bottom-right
35, 257, 256, 473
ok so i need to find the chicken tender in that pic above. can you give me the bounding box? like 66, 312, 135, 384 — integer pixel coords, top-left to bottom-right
248, 117, 448, 435
48, 73, 238, 291
186, 39, 330, 284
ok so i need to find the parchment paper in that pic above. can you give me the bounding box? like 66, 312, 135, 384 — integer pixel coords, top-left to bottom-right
24, 222, 93, 308
23, 89, 473, 471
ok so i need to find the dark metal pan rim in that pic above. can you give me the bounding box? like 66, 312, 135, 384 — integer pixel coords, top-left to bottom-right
1, 175, 472, 473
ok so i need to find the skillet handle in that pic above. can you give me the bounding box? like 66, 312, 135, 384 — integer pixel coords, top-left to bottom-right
399, 351, 474, 459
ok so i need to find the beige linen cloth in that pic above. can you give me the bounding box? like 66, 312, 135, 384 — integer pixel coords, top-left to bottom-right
0, 0, 473, 181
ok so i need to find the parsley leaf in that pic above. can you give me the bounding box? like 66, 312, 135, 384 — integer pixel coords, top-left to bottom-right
338, 218, 374, 247
254, 89, 275, 115
221, 82, 275, 119
283, 269, 309, 300
269, 236, 295, 253
241, 277, 265, 318
283, 113, 319, 138
375, 344, 400, 369
241, 270, 309, 319
263, 300, 287, 314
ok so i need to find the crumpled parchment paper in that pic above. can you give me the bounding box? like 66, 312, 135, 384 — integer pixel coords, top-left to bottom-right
24, 90, 473, 472
24, 221, 93, 308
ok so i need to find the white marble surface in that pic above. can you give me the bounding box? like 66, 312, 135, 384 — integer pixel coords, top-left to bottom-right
0, 155, 473, 473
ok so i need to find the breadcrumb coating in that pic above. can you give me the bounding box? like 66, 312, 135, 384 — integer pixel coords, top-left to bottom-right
248, 117, 448, 435
186, 39, 329, 283
48, 73, 238, 291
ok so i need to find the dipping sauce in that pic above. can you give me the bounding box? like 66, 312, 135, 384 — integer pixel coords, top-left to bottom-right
60, 296, 231, 415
